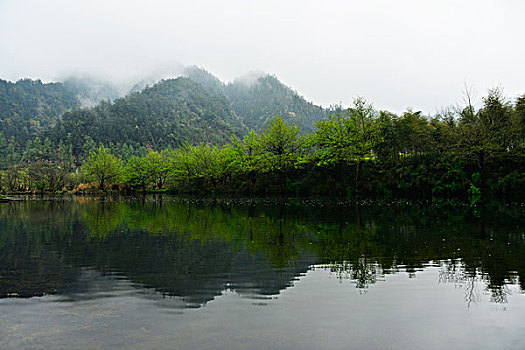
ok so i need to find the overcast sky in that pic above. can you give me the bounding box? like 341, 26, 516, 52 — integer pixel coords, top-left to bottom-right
0, 0, 524, 113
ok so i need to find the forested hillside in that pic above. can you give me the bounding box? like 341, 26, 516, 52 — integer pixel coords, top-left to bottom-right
62, 76, 122, 107
0, 79, 79, 147
45, 77, 246, 163
0, 68, 327, 167
183, 67, 327, 132
225, 75, 326, 132
183, 66, 226, 95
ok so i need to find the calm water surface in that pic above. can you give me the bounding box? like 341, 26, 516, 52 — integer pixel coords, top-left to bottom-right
0, 197, 524, 349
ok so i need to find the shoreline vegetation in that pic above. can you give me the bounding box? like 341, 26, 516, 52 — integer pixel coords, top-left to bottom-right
0, 91, 524, 203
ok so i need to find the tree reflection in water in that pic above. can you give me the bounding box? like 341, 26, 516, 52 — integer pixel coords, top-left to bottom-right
0, 197, 523, 307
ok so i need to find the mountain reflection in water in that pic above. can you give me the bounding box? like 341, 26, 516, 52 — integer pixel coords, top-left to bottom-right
0, 197, 523, 308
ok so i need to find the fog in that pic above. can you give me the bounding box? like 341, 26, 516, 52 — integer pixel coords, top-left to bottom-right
0, 0, 524, 113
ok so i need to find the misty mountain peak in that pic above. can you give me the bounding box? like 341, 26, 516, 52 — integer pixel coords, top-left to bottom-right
232, 70, 268, 88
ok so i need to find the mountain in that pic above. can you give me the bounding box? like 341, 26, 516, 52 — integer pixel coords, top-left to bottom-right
49, 77, 246, 158
183, 66, 226, 95
0, 78, 79, 146
62, 76, 122, 107
0, 67, 327, 165
62, 67, 327, 136
182, 67, 326, 132
225, 74, 326, 133
70, 66, 329, 144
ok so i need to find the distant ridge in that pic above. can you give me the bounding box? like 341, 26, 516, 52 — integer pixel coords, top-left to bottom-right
0, 66, 327, 160
184, 66, 327, 132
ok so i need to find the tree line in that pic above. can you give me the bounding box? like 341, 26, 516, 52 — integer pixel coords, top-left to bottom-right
1, 89, 523, 202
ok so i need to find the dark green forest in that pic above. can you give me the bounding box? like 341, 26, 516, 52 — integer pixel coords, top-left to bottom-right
0, 70, 523, 201
50, 77, 247, 153
0, 79, 79, 148
183, 67, 327, 132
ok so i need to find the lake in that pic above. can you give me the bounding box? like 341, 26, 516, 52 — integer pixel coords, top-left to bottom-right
0, 196, 524, 349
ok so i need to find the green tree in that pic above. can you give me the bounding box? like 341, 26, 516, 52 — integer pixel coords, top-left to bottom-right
148, 150, 171, 189
454, 88, 514, 202
4, 166, 21, 191
314, 97, 385, 197
394, 110, 436, 155
125, 155, 155, 193
0, 132, 7, 168
82, 146, 123, 191
27, 161, 68, 193
510, 94, 525, 150
124, 151, 171, 193
227, 131, 261, 192
255, 116, 305, 194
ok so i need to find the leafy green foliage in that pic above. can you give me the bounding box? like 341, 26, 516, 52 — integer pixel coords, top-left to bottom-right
315, 98, 385, 165
82, 146, 123, 191
393, 110, 439, 155
122, 151, 171, 192
314, 97, 386, 196
28, 161, 69, 193
254, 117, 305, 173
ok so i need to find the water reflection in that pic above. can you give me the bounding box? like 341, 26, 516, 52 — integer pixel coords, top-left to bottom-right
0, 197, 523, 308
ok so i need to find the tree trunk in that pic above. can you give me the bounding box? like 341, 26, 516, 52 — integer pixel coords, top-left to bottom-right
478, 150, 486, 204
279, 170, 284, 197
355, 159, 361, 200
340, 162, 347, 197
250, 172, 256, 195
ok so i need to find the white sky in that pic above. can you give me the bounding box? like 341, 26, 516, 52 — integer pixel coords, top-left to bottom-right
0, 0, 524, 113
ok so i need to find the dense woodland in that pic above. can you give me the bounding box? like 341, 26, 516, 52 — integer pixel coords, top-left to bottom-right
183, 67, 327, 132
0, 79, 79, 147
0, 70, 523, 202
